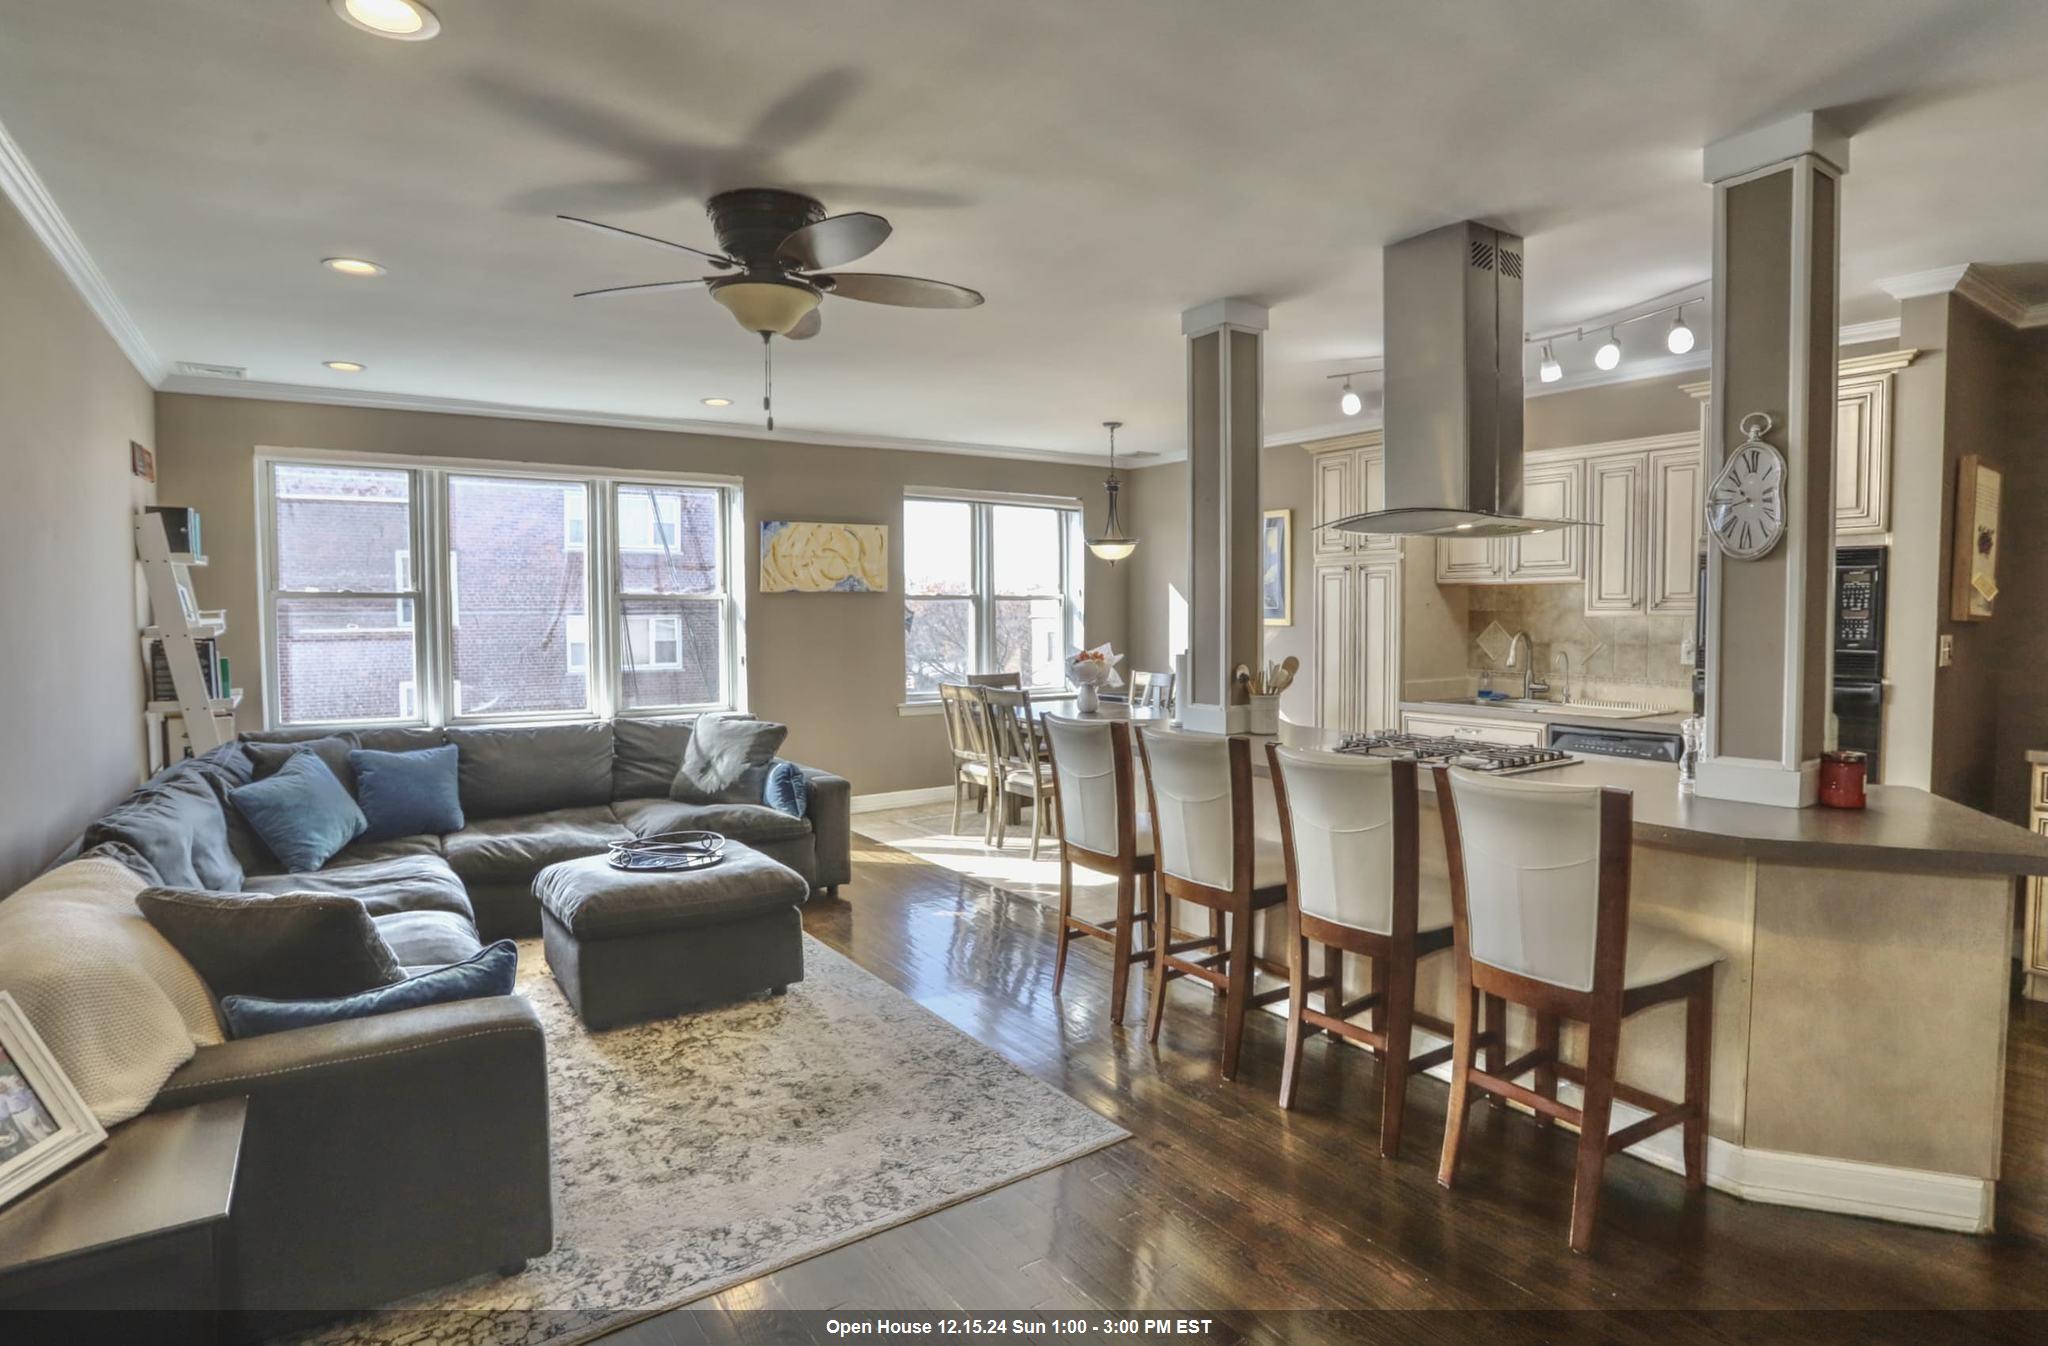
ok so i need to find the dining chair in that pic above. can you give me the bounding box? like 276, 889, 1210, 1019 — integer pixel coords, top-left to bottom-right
1134, 726, 1290, 1080
984, 686, 1059, 858
1432, 765, 1723, 1252
1041, 714, 1156, 1024
964, 671, 1023, 688
1267, 744, 1471, 1157
1128, 670, 1175, 714
938, 682, 995, 838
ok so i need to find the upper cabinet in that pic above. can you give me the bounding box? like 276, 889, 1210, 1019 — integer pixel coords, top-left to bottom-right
1582, 450, 1652, 614
1646, 445, 1705, 612
1306, 431, 1398, 558
1429, 458, 1584, 584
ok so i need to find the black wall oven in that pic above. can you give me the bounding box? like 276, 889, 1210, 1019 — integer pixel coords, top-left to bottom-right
1692, 545, 1888, 781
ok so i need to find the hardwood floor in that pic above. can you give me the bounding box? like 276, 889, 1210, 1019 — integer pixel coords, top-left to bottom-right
606, 833, 2048, 1341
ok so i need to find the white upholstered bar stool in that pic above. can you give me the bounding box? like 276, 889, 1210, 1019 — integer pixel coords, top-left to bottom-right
1041, 714, 1156, 1025
1134, 727, 1289, 1080
1266, 745, 1465, 1158
1432, 766, 1723, 1253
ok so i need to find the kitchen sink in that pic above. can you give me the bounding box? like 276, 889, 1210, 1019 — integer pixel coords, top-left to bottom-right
1430, 698, 1664, 720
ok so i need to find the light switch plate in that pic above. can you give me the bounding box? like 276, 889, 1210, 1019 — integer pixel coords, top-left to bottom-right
1939, 634, 1955, 667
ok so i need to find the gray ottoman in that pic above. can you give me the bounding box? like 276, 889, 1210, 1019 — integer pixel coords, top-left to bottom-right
534, 845, 808, 1029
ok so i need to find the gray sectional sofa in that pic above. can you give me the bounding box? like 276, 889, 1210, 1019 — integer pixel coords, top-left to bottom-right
67, 715, 850, 1320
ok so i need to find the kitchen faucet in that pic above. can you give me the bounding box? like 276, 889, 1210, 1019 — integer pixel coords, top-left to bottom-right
1505, 631, 1551, 701
1552, 647, 1573, 705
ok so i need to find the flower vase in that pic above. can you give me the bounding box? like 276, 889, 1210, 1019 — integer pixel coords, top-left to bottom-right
1074, 684, 1100, 715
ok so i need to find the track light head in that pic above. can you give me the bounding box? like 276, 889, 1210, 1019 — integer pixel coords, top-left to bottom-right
1593, 329, 1622, 372
1666, 310, 1696, 355
1339, 376, 1362, 417
1538, 343, 1563, 384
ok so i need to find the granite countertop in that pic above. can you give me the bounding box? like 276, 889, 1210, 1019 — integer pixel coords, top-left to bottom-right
1398, 698, 1690, 732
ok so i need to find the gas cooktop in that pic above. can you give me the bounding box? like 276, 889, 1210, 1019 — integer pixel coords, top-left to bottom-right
1333, 732, 1577, 776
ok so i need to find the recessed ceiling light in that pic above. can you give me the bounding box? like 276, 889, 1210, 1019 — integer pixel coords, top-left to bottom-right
324, 360, 366, 373
322, 257, 386, 277
701, 397, 733, 408
329, 0, 440, 40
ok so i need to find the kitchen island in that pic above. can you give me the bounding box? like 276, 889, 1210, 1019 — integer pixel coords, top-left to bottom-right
1086, 706, 2048, 1231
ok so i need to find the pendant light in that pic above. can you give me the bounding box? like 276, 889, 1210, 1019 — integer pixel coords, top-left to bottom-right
1666, 303, 1696, 354
1086, 421, 1138, 564
1538, 342, 1563, 384
1593, 327, 1622, 371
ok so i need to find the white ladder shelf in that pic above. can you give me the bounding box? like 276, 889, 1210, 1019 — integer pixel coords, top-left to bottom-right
135, 512, 236, 758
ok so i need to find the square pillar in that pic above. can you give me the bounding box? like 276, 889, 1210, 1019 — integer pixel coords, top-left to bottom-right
1180, 299, 1268, 735
1696, 114, 1848, 807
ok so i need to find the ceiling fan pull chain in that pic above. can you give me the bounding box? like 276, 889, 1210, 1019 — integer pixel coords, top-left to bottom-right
762, 330, 774, 432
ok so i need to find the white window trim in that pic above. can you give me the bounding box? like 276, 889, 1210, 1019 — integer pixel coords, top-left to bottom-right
902, 492, 1084, 701
255, 448, 744, 730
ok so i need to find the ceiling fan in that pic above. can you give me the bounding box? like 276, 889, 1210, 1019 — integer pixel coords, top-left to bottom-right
563, 188, 984, 429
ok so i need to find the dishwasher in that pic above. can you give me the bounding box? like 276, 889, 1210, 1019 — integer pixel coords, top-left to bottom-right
1546, 722, 1684, 764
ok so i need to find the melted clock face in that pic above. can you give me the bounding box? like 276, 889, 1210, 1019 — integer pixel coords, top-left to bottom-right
1706, 440, 1786, 560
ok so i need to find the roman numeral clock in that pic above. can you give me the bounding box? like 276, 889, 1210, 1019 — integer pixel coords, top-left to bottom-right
1705, 413, 1787, 560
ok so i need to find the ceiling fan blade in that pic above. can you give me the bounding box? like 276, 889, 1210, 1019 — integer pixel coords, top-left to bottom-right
784, 308, 823, 340
558, 215, 734, 269
778, 211, 892, 271
573, 278, 711, 299
820, 272, 984, 309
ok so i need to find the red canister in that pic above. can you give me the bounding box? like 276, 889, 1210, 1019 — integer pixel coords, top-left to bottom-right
1818, 750, 1868, 809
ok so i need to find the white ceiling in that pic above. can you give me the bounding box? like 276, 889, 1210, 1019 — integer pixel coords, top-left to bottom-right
4, 0, 2048, 461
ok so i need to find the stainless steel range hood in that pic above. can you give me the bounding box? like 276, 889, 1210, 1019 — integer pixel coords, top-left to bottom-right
1328, 220, 1588, 539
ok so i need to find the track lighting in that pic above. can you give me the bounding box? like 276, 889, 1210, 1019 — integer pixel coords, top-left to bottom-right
1538, 343, 1562, 384
1593, 328, 1621, 372
1666, 306, 1696, 355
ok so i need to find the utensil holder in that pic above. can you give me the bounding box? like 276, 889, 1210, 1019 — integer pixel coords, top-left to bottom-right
1247, 694, 1280, 736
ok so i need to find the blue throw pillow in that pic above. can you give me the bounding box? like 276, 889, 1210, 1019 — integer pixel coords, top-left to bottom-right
220, 939, 519, 1039
228, 753, 366, 872
350, 745, 464, 842
764, 759, 809, 817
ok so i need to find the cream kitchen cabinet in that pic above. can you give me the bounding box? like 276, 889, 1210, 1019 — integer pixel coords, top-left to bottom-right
1582, 451, 1649, 614
1432, 459, 1584, 584
1397, 709, 1548, 747
1307, 431, 1397, 559
1313, 558, 1401, 734
1433, 533, 1505, 582
1647, 445, 1705, 612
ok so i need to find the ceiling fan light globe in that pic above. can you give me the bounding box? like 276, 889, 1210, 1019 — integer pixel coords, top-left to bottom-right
710, 280, 822, 336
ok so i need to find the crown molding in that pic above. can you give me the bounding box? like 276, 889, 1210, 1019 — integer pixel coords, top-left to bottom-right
0, 116, 165, 384
1878, 264, 2048, 329
155, 374, 1136, 469
1840, 317, 1903, 346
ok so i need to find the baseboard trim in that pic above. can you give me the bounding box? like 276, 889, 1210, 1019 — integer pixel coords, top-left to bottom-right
1287, 1015, 1994, 1233
851, 785, 955, 815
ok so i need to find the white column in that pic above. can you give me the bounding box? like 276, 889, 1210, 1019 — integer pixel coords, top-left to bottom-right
1179, 299, 1268, 735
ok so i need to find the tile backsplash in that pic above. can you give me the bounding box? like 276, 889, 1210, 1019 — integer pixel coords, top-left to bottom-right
1458, 583, 1694, 704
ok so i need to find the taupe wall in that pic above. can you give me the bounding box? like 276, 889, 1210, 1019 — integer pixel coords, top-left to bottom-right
1884, 297, 1950, 794
0, 193, 156, 892
153, 395, 1128, 796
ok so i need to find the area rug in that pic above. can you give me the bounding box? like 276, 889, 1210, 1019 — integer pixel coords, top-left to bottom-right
296, 934, 1127, 1346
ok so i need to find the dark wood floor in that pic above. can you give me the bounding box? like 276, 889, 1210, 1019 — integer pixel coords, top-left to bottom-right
609, 834, 2048, 1341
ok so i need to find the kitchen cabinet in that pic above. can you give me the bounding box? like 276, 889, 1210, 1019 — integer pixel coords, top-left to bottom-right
2025, 753, 2048, 1002
1505, 459, 1583, 581
1313, 558, 1401, 734
1583, 451, 1648, 614
1307, 432, 1397, 559
1647, 445, 1705, 612
1398, 709, 1547, 747
1434, 533, 1504, 582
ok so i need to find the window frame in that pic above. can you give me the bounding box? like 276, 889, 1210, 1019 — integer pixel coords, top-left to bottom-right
257, 448, 745, 730
901, 490, 1084, 701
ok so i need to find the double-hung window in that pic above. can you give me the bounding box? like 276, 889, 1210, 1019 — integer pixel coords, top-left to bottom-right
902, 492, 1084, 698
261, 455, 739, 727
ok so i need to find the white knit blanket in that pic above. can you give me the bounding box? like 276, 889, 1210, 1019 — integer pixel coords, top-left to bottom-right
0, 855, 224, 1125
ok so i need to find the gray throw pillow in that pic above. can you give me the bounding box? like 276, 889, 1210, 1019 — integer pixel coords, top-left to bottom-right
245, 734, 361, 795
137, 888, 405, 1002
670, 714, 789, 805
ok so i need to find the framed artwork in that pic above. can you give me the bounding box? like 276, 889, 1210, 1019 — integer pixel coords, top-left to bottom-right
1949, 455, 2001, 622
130, 440, 155, 483
0, 991, 107, 1211
1262, 508, 1292, 626
759, 521, 890, 593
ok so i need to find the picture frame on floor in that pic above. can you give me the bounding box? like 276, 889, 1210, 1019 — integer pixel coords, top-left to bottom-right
0, 992, 106, 1211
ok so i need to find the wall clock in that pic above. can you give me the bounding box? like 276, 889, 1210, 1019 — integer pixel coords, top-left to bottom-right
1705, 412, 1786, 560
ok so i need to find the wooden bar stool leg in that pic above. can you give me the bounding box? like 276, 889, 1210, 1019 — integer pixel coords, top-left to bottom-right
1568, 1017, 1622, 1254
1051, 856, 1075, 998
1366, 952, 1385, 1034
1482, 993, 1507, 1079
1147, 894, 1173, 1045
1328, 946, 1349, 1032
1107, 872, 1136, 1027
1279, 921, 1310, 1110
1533, 1012, 1560, 1131
1438, 972, 1477, 1189
1684, 977, 1713, 1190
1220, 907, 1255, 1081
1379, 952, 1416, 1159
